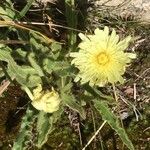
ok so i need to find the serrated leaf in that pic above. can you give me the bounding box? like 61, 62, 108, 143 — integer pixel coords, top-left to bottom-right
0, 48, 25, 83
43, 59, 71, 75
28, 52, 44, 77
0, 0, 16, 20
61, 92, 86, 119
94, 100, 134, 150
51, 42, 62, 52
84, 85, 115, 105
30, 32, 53, 53
10, 66, 40, 87
36, 109, 63, 148
15, 48, 27, 58
36, 111, 52, 148
12, 106, 36, 150
0, 47, 41, 87
7, 65, 42, 87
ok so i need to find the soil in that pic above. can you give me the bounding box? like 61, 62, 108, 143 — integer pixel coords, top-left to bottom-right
0, 84, 28, 149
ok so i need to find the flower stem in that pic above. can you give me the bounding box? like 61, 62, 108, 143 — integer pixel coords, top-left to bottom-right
112, 83, 124, 128
112, 83, 118, 102
22, 85, 34, 101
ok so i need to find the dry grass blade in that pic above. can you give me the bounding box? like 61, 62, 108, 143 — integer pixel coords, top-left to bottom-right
0, 79, 13, 96
0, 40, 29, 44
82, 121, 107, 150
0, 20, 54, 44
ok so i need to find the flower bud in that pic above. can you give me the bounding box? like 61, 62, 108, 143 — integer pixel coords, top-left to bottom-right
31, 84, 61, 113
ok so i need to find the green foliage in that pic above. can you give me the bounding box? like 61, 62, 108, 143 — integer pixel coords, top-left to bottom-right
12, 106, 36, 150
0, 45, 42, 87
13, 106, 63, 149
43, 59, 73, 77
84, 85, 115, 104
0, 0, 16, 20
94, 100, 134, 150
28, 52, 45, 77
36, 109, 63, 148
61, 92, 86, 119
61, 83, 86, 119
36, 112, 54, 148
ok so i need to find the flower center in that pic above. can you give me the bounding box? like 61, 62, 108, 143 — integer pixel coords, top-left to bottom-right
97, 52, 109, 65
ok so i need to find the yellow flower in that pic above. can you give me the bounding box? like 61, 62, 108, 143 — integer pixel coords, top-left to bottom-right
70, 26, 136, 86
31, 84, 61, 113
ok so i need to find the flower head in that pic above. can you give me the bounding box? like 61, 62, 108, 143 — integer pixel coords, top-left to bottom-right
70, 26, 136, 86
31, 84, 61, 113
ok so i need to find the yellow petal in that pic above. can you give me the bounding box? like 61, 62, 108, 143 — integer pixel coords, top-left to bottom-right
70, 26, 136, 86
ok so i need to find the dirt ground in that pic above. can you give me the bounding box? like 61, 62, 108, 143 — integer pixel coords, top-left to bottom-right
0, 84, 28, 149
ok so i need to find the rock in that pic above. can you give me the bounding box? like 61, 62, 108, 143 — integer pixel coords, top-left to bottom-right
89, 0, 150, 23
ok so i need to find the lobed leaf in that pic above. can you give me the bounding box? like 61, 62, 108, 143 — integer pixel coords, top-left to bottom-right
12, 106, 36, 150
0, 46, 41, 87
36, 109, 63, 148
0, 0, 15, 20
94, 100, 134, 150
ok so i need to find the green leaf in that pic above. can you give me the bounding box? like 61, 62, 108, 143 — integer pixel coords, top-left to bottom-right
51, 42, 62, 52
21, 68, 42, 87
92, 87, 114, 102
61, 92, 86, 119
28, 52, 44, 77
13, 106, 63, 150
7, 65, 42, 87
50, 42, 62, 59
0, 0, 16, 20
36, 109, 63, 148
0, 45, 12, 61
0, 48, 25, 84
43, 59, 71, 76
15, 48, 27, 58
84, 85, 115, 104
30, 32, 53, 53
36, 112, 53, 148
94, 100, 134, 150
0, 47, 41, 87
12, 106, 36, 150
61, 82, 73, 93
